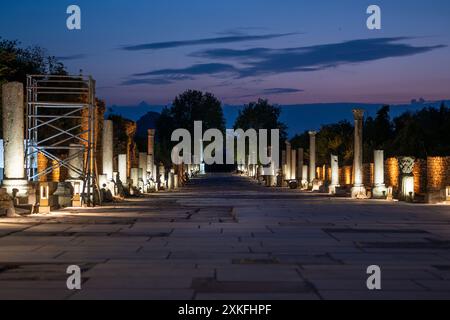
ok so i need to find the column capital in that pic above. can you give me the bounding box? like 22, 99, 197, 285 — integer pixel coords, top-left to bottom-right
308, 131, 317, 137
352, 109, 365, 120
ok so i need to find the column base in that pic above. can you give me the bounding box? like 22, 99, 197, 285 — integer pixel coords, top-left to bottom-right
329, 184, 340, 195
2, 179, 30, 198
311, 179, 323, 191
372, 185, 388, 199
351, 186, 368, 199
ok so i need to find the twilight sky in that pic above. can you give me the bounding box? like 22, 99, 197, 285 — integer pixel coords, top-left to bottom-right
1, 0, 450, 106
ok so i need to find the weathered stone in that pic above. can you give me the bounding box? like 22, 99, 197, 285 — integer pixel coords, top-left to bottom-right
373, 150, 387, 198
329, 155, 340, 194
309, 132, 317, 185
351, 109, 367, 199
102, 120, 114, 181
2, 82, 29, 197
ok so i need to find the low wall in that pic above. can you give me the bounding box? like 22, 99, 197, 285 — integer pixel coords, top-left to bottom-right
331, 156, 449, 198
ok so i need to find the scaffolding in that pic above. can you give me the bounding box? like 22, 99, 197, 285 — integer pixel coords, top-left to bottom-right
26, 74, 98, 206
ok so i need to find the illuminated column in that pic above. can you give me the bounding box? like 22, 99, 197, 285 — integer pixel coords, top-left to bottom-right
329, 155, 340, 194
118, 154, 127, 184
130, 168, 139, 188
199, 139, 205, 174
297, 148, 304, 182
291, 149, 296, 180
373, 150, 387, 198
102, 120, 114, 181
168, 169, 175, 190
309, 131, 317, 185
139, 152, 148, 187
351, 109, 367, 199
1, 82, 29, 197
68, 144, 83, 179
281, 150, 287, 186
285, 141, 292, 181
147, 129, 155, 181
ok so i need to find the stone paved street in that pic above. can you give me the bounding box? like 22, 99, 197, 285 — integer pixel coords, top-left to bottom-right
0, 173, 450, 300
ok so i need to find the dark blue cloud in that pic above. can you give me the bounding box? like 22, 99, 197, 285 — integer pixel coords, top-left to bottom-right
56, 54, 87, 61
194, 37, 446, 77
262, 88, 304, 94
121, 33, 296, 51
121, 78, 173, 86
124, 37, 445, 85
133, 63, 238, 77
236, 87, 303, 99
122, 74, 193, 85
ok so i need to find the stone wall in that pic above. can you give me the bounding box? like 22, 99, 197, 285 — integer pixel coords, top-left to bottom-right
385, 157, 399, 190
339, 166, 353, 186
427, 157, 450, 192
331, 157, 449, 196
413, 159, 427, 194
363, 163, 373, 187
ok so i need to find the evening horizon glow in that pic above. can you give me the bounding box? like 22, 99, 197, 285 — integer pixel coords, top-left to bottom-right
1, 0, 450, 106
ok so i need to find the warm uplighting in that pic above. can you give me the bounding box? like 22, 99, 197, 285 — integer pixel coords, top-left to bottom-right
428, 157, 445, 191
344, 166, 352, 185
402, 176, 415, 201
73, 182, 81, 195
386, 158, 399, 189
39, 183, 49, 207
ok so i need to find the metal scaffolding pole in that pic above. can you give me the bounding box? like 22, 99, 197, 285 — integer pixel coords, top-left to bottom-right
25, 74, 99, 207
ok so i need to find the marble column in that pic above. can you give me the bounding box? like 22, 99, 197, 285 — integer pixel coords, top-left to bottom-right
199, 139, 205, 174
329, 155, 340, 194
68, 144, 83, 179
1, 82, 29, 197
147, 129, 155, 182
302, 165, 309, 189
308, 131, 317, 185
168, 169, 175, 190
373, 150, 387, 198
281, 150, 287, 186
285, 141, 292, 181
291, 149, 296, 180
159, 164, 166, 189
139, 152, 148, 188
351, 109, 367, 199
130, 168, 139, 188
102, 120, 114, 181
297, 148, 304, 182
118, 154, 127, 185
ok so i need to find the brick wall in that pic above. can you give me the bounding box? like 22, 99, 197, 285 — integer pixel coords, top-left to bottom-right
363, 163, 373, 187
427, 157, 450, 192
324, 156, 449, 195
385, 157, 399, 190
413, 159, 427, 194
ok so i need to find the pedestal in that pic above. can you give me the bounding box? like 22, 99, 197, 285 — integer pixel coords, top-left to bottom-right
351, 186, 368, 199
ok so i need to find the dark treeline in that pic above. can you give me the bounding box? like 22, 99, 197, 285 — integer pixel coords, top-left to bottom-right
291, 104, 450, 166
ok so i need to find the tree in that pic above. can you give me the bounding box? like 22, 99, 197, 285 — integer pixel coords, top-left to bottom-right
155, 90, 226, 166
364, 105, 394, 159
233, 99, 287, 142
233, 99, 287, 164
0, 38, 67, 137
